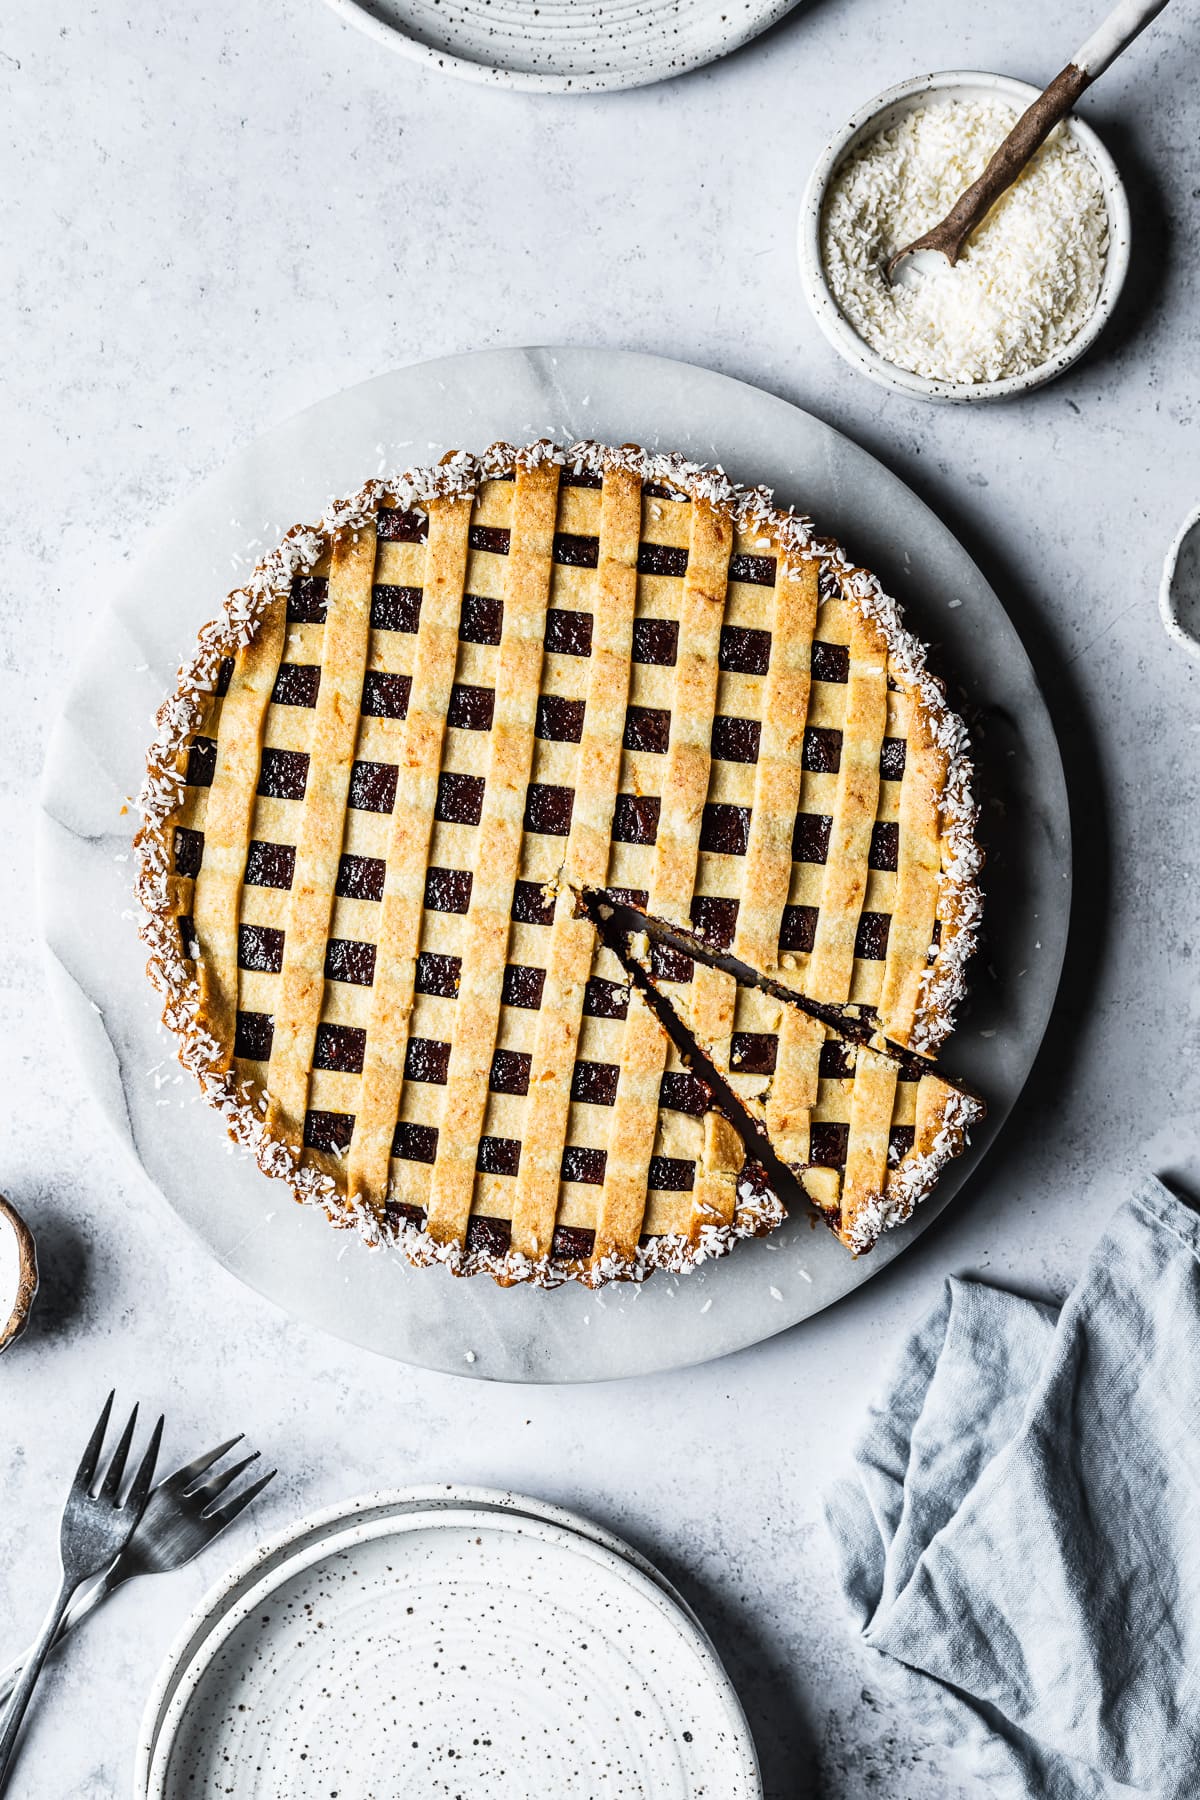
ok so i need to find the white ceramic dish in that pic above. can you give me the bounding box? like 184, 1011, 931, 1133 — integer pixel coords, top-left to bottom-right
37, 347, 1071, 1381
323, 0, 800, 93
134, 1483, 711, 1788
798, 70, 1131, 404
142, 1505, 760, 1799
1159, 502, 1200, 662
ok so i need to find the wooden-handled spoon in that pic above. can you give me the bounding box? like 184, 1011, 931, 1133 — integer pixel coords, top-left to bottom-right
886, 0, 1169, 283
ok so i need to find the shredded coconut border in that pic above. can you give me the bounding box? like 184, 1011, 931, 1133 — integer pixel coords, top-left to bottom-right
134, 438, 984, 1285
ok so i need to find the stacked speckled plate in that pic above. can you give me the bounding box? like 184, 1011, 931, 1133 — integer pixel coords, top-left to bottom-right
323, 0, 801, 91
136, 1486, 760, 1797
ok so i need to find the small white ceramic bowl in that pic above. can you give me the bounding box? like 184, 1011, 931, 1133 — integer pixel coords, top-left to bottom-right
798, 70, 1131, 404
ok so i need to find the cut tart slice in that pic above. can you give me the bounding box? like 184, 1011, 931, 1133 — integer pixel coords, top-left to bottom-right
136, 437, 983, 1287
608, 909, 983, 1255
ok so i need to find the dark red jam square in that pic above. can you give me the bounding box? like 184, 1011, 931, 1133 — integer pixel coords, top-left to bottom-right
489, 1048, 532, 1096
257, 747, 309, 801
237, 924, 284, 973
289, 576, 328, 624
425, 866, 473, 914
511, 879, 556, 926
377, 508, 428, 542
792, 813, 832, 865
174, 825, 204, 879
404, 1037, 451, 1085
304, 1109, 355, 1153
818, 1039, 856, 1080
271, 663, 321, 708
313, 1023, 367, 1074
447, 683, 495, 731
233, 1009, 274, 1060
392, 1121, 439, 1163
544, 608, 594, 657
476, 1138, 522, 1178
718, 626, 771, 675
808, 1121, 849, 1168
571, 1061, 620, 1106
731, 1032, 778, 1075
889, 1126, 916, 1165
337, 853, 386, 902
553, 532, 599, 568
435, 771, 485, 826
561, 1145, 607, 1185
349, 760, 399, 815
651, 940, 693, 983
324, 938, 377, 986
699, 803, 751, 856
459, 594, 504, 645
215, 658, 235, 697
604, 886, 649, 912
466, 1215, 513, 1256
880, 737, 908, 781
415, 951, 461, 998
779, 905, 818, 953
612, 794, 660, 845
728, 553, 777, 586
854, 912, 891, 961
468, 525, 510, 555
637, 542, 689, 578
371, 584, 422, 633
535, 696, 586, 743
551, 1224, 596, 1261
659, 1072, 711, 1116
632, 618, 679, 666
802, 727, 842, 774
524, 783, 575, 837
869, 822, 899, 871
811, 640, 850, 683
582, 976, 629, 1019
623, 706, 671, 755
648, 1155, 695, 1191
502, 964, 546, 1010
711, 716, 761, 764
185, 737, 217, 788
361, 671, 412, 720
244, 840, 296, 890
691, 895, 739, 948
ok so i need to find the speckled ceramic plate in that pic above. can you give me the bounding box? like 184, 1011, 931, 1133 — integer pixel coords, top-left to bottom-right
323, 0, 801, 92
143, 1506, 760, 1798
135, 1484, 714, 1790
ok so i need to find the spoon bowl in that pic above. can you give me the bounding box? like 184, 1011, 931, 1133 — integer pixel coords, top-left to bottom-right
798, 70, 1131, 404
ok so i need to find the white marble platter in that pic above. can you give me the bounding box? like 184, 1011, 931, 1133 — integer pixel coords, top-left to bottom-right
323, 0, 800, 93
35, 346, 1070, 1383
144, 1501, 759, 1799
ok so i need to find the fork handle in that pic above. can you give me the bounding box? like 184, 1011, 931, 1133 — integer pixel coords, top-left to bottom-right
0, 1571, 116, 1708
0, 1576, 76, 1793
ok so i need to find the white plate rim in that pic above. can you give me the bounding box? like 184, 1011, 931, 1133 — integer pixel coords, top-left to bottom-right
134, 1483, 710, 1790
322, 0, 801, 93
142, 1504, 760, 1800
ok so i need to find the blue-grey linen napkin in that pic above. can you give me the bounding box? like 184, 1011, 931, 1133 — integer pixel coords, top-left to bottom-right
825, 1175, 1200, 1800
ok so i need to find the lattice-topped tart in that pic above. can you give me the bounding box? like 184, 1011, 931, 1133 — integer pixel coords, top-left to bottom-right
135, 439, 984, 1287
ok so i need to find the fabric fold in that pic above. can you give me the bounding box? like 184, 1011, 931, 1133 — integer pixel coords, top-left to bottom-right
826, 1176, 1200, 1800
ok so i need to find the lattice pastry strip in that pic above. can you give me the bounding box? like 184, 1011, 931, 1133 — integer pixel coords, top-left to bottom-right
136, 439, 984, 1289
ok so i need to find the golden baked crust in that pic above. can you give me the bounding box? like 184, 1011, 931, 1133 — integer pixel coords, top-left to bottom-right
134, 439, 983, 1285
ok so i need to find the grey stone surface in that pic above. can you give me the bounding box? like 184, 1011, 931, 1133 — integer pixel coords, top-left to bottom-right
2, 1, 1198, 1796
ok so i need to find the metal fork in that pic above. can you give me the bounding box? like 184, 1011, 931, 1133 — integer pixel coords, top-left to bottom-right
0, 1393, 162, 1793
0, 1434, 276, 1705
